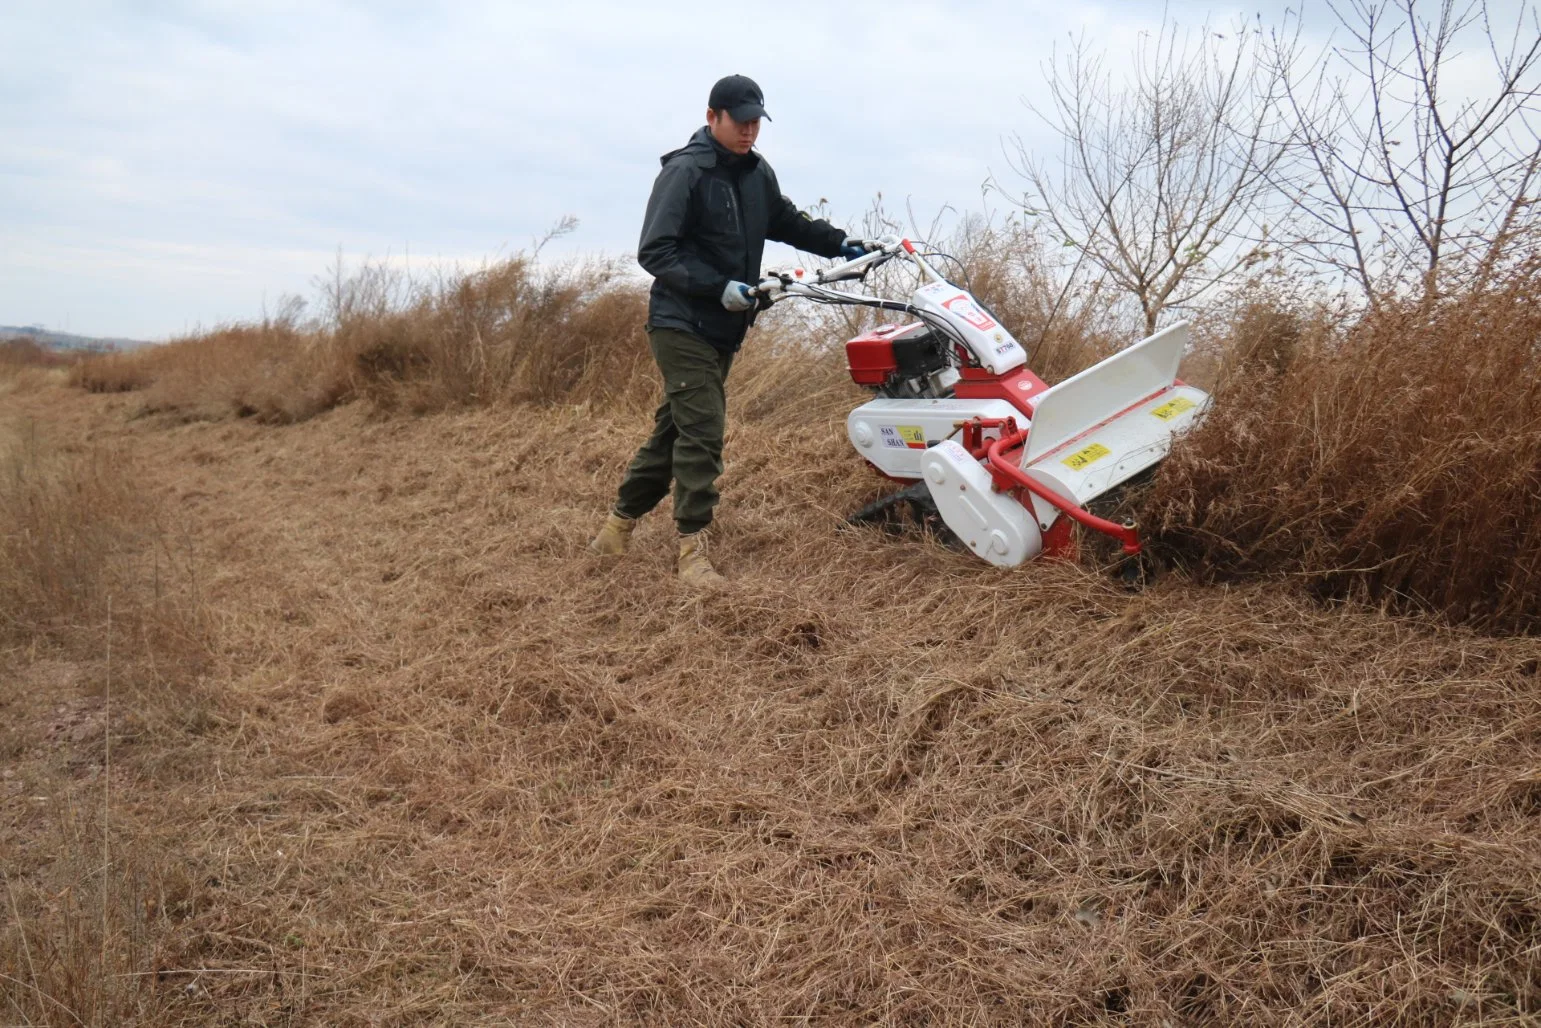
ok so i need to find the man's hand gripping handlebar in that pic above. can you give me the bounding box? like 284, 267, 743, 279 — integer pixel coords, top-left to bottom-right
747, 235, 905, 305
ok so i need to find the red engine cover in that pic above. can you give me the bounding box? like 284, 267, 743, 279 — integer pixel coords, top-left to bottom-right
845, 323, 910, 386
953, 364, 1050, 418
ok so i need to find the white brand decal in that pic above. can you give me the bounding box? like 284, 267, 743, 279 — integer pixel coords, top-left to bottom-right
942, 294, 997, 331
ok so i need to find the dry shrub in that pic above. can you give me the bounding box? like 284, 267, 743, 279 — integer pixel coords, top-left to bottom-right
66, 256, 666, 423
60, 220, 1140, 434
68, 348, 160, 393
1, 340, 73, 396
0, 337, 70, 371
1143, 260, 1541, 632
142, 324, 349, 423
342, 256, 657, 414
329, 218, 1145, 423
0, 368, 69, 398
63, 252, 870, 430
722, 305, 867, 425
71, 324, 348, 424
1222, 295, 1305, 376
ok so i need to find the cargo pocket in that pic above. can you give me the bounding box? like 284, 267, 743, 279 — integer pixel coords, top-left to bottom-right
651, 330, 725, 439
665, 368, 723, 440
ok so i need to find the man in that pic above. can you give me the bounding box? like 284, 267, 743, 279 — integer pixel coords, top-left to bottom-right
588, 74, 866, 585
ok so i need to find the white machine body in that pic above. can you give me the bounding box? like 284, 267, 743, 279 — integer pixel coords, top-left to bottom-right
847, 398, 1023, 480
1015, 323, 1210, 531
922, 440, 1043, 566
909, 281, 1029, 375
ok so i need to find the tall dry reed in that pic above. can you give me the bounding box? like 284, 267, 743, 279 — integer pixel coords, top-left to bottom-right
1143, 259, 1541, 632
340, 256, 657, 413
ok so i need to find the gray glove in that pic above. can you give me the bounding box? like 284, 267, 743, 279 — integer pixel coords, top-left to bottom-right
721, 280, 756, 312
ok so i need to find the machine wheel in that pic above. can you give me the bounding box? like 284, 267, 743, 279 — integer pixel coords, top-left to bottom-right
1114, 551, 1156, 590
846, 483, 965, 550
1082, 465, 1161, 586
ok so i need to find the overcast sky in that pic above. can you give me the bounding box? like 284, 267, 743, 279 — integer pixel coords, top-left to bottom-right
0, 0, 1512, 339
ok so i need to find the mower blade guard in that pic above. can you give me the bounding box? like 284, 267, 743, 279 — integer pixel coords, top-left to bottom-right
1018, 322, 1209, 529
923, 440, 1043, 566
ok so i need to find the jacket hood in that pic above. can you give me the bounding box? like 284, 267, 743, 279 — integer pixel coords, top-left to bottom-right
660, 126, 760, 169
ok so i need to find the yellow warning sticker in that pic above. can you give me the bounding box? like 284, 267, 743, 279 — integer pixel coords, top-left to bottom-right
1150, 396, 1197, 421
897, 425, 926, 449
1062, 442, 1111, 471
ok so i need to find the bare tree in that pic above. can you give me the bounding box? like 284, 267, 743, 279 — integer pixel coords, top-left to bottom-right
1270, 1, 1541, 299
1010, 19, 1289, 335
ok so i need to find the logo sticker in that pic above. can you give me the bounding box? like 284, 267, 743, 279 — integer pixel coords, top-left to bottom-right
880, 425, 927, 450
942, 294, 997, 331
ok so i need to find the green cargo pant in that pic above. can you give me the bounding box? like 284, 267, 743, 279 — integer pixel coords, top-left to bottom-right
613, 327, 735, 534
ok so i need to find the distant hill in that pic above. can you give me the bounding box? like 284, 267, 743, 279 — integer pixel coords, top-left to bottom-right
0, 325, 152, 353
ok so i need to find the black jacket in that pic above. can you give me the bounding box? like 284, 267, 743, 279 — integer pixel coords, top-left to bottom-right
638, 127, 848, 352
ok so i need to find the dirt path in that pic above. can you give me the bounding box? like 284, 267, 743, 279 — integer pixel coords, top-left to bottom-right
7, 382, 1541, 1025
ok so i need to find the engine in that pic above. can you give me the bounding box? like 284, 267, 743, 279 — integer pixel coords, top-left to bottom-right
844, 322, 956, 399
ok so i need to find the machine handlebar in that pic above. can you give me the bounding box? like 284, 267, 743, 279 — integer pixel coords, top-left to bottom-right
747, 235, 909, 302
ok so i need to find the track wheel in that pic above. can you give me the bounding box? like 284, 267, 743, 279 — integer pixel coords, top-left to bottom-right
846, 483, 965, 550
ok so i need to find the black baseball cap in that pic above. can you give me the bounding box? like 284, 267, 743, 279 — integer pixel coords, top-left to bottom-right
708, 74, 771, 122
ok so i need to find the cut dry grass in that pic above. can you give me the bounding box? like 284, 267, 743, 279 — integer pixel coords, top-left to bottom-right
6, 383, 1540, 1024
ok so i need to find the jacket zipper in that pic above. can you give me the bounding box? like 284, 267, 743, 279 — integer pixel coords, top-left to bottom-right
729, 175, 751, 287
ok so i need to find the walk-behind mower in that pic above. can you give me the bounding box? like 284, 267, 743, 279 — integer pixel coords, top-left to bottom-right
750, 236, 1210, 568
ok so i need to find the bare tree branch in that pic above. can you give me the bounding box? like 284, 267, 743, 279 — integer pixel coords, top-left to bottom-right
1269, 0, 1541, 300
1008, 17, 1289, 334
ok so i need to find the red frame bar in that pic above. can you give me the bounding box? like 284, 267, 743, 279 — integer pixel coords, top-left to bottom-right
976, 423, 1142, 557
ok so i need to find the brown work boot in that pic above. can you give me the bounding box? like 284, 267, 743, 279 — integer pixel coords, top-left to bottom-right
588, 512, 636, 556
677, 529, 724, 587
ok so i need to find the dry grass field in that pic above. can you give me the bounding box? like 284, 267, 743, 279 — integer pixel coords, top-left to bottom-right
5, 254, 1541, 1025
